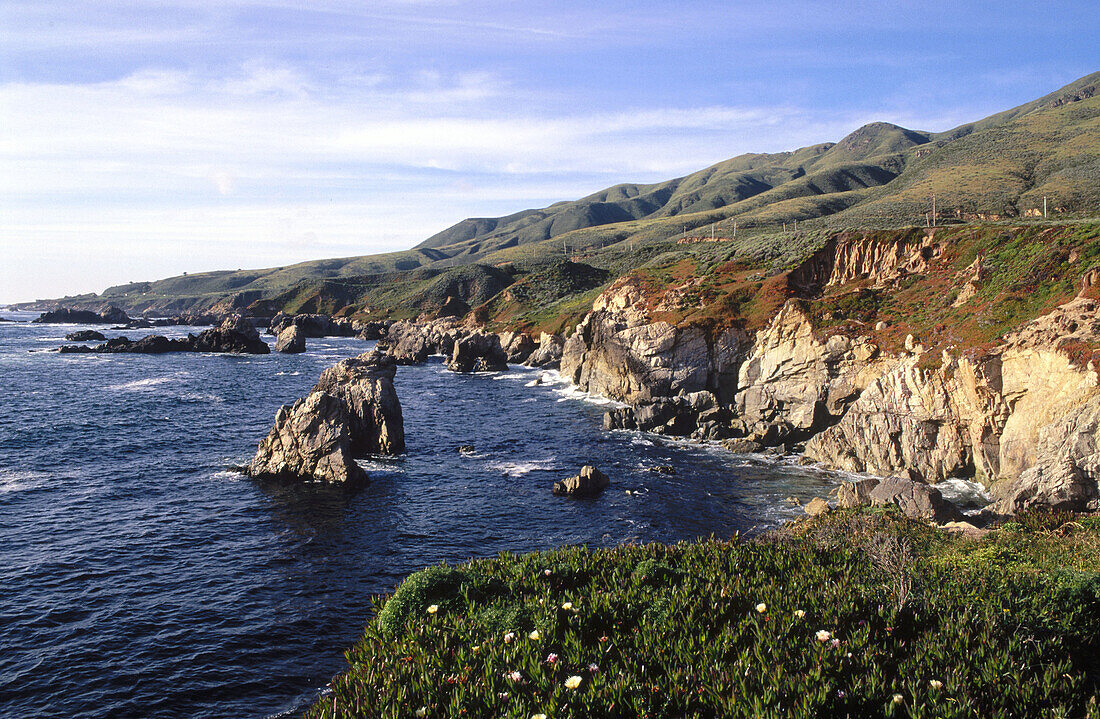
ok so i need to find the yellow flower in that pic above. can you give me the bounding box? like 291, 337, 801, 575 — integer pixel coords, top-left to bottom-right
472, 646, 480, 653
755, 603, 767, 613
528, 629, 541, 641
892, 694, 903, 705
561, 602, 573, 611
929, 679, 943, 690
564, 675, 582, 690
426, 604, 439, 614
794, 609, 805, 619
531, 715, 548, 719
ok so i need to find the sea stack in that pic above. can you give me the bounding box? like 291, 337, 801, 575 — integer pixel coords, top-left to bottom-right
247, 350, 404, 483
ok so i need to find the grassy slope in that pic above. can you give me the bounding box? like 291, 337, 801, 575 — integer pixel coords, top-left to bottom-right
308, 510, 1100, 718
30, 72, 1096, 316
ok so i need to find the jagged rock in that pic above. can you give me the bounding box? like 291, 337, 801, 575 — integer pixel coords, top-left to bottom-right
457, 445, 475, 454
247, 351, 404, 483
525, 333, 565, 369
33, 305, 131, 324
65, 330, 106, 342
552, 465, 610, 497
804, 497, 831, 516
994, 393, 1100, 513
649, 465, 676, 475
356, 320, 392, 341
868, 476, 964, 523
247, 392, 368, 483
312, 351, 404, 455
836, 478, 880, 508
448, 332, 507, 372
498, 332, 536, 364
722, 438, 763, 453
58, 314, 269, 355
274, 325, 306, 354
378, 319, 463, 365
269, 312, 358, 338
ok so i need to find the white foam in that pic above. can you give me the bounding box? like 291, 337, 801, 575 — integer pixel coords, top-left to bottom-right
0, 469, 51, 494
933, 478, 992, 509
107, 375, 177, 391
275, 371, 301, 376
179, 392, 224, 403
485, 457, 558, 477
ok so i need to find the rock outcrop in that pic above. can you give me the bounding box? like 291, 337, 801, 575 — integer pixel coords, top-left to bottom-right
247, 350, 404, 483
34, 305, 130, 324
58, 315, 270, 354
448, 332, 508, 372
378, 319, 463, 364
525, 333, 565, 369
268, 312, 359, 338
65, 330, 107, 342
274, 325, 306, 354
552, 465, 610, 497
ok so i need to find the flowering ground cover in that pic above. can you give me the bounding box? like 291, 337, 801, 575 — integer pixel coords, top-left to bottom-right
308, 510, 1100, 718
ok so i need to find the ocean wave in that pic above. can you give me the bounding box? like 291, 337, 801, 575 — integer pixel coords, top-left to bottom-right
0, 469, 51, 494
485, 457, 558, 477
933, 478, 992, 509
107, 375, 181, 392
179, 392, 224, 403
275, 371, 301, 376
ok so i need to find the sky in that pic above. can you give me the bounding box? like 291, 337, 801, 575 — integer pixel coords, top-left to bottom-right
1, 1, 1097, 304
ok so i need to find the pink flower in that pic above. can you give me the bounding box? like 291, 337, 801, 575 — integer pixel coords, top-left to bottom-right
588, 663, 600, 673
506, 671, 523, 683
829, 638, 841, 649
546, 653, 559, 665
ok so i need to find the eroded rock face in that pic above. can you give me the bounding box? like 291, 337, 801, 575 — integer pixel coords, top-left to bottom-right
994, 394, 1100, 513
247, 392, 368, 483
560, 278, 746, 404
525, 333, 564, 369
248, 350, 404, 483
552, 465, 610, 497
274, 325, 306, 353
268, 312, 358, 338
378, 319, 463, 365
449, 332, 508, 372
498, 332, 536, 364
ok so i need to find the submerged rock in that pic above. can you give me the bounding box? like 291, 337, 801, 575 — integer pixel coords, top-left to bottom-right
274, 325, 306, 354
552, 465, 610, 497
248, 350, 404, 483
65, 330, 106, 342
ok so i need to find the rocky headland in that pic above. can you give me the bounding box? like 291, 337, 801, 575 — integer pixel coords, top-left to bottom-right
58, 315, 270, 354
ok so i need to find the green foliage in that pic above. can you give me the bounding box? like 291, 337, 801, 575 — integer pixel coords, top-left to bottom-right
309, 513, 1100, 718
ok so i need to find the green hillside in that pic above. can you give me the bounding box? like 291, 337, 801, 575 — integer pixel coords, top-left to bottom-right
21, 71, 1099, 317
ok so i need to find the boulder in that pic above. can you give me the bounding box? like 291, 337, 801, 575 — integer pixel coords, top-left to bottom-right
274, 325, 306, 354
804, 497, 831, 516
868, 475, 964, 523
378, 320, 463, 365
836, 478, 880, 509
722, 438, 763, 453
312, 351, 405, 456
356, 320, 392, 341
65, 330, 106, 342
498, 332, 536, 364
192, 315, 270, 354
552, 465, 610, 498
448, 332, 507, 372
269, 312, 358, 338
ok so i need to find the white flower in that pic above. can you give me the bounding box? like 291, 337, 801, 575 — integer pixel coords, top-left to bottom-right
415, 708, 427, 718
498, 692, 510, 701
794, 609, 805, 619
426, 604, 439, 614
929, 679, 943, 690
528, 629, 540, 641
507, 670, 523, 682
561, 601, 573, 611
564, 675, 583, 690
815, 630, 832, 643
892, 694, 904, 705
531, 715, 548, 719
544, 569, 552, 576
503, 632, 515, 643
755, 603, 767, 613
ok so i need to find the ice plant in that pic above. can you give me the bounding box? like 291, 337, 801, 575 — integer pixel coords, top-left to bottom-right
507, 671, 523, 683
816, 630, 832, 643
426, 604, 439, 615
528, 629, 540, 641
794, 609, 805, 619
504, 632, 515, 644
564, 675, 582, 690
546, 653, 559, 665
561, 601, 573, 611
755, 603, 767, 613
892, 694, 904, 705
930, 680, 943, 690
588, 663, 600, 673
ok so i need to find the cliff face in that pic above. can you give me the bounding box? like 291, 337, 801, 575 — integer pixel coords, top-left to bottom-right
560, 231, 1100, 514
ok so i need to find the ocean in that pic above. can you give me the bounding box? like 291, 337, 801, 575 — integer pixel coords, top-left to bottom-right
0, 311, 839, 718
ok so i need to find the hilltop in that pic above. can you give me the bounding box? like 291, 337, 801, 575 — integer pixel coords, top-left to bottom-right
16, 71, 1099, 319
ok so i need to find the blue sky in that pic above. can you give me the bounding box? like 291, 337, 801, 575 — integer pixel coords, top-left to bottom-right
1, 0, 1096, 303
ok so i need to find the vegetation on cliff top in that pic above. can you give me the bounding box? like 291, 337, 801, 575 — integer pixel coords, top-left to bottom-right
308, 510, 1099, 718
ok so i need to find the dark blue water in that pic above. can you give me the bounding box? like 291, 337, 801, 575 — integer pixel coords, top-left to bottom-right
0, 311, 837, 718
